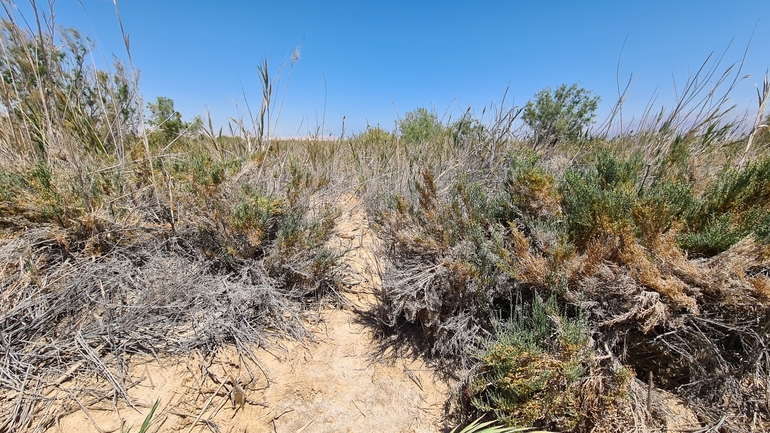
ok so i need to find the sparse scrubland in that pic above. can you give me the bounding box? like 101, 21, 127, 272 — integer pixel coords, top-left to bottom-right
1, 2, 770, 432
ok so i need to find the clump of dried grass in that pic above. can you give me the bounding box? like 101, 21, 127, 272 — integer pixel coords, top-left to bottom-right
569, 234, 770, 430
0, 15, 344, 424
0, 177, 342, 430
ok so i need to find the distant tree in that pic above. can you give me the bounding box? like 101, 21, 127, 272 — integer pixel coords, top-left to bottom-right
450, 111, 486, 146
398, 107, 444, 145
355, 125, 396, 146
523, 83, 600, 148
147, 96, 186, 139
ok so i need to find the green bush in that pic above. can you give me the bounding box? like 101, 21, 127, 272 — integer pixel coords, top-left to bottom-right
398, 107, 445, 145
147, 96, 199, 149
468, 294, 593, 431
560, 150, 702, 253
353, 125, 396, 147
522, 83, 599, 148
171, 151, 241, 188
561, 151, 640, 249
230, 185, 283, 250
680, 157, 770, 255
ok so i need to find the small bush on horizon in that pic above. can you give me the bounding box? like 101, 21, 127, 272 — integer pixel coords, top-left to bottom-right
147, 96, 199, 148
450, 111, 488, 148
522, 83, 599, 149
398, 107, 445, 145
354, 125, 396, 146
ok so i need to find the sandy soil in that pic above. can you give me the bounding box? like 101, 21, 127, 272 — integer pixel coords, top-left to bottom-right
40, 195, 453, 433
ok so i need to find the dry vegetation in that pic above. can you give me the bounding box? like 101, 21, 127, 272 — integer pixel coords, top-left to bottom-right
1, 2, 770, 432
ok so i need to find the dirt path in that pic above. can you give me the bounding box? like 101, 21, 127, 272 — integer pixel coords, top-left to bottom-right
46, 195, 452, 433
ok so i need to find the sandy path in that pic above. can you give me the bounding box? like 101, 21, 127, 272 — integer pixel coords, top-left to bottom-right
43, 195, 451, 433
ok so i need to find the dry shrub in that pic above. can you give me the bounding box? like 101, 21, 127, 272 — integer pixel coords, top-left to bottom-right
0, 150, 342, 432
0, 211, 340, 431
569, 232, 770, 430
617, 231, 698, 313
568, 238, 614, 279
508, 166, 562, 220
599, 290, 669, 334
578, 372, 658, 433
504, 224, 548, 285
376, 165, 562, 364
647, 229, 705, 290
567, 227, 697, 313
749, 276, 770, 300
700, 236, 770, 301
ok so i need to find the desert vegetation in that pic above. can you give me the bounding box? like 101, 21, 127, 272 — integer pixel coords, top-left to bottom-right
1, 1, 769, 432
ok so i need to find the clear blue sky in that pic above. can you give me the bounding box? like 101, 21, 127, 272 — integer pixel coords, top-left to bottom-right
8, 0, 770, 137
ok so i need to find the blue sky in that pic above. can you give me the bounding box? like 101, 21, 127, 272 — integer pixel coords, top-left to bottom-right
10, 0, 770, 137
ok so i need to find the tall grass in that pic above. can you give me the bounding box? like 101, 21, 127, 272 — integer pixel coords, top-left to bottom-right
0, 4, 341, 431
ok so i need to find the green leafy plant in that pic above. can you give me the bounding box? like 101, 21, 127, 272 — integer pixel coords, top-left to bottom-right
467, 295, 595, 431
398, 107, 445, 145
522, 83, 600, 148
147, 96, 190, 146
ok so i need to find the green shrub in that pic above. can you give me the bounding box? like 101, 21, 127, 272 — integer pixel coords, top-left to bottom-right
353, 125, 396, 147
522, 83, 599, 148
0, 169, 28, 202
560, 149, 703, 256
172, 151, 241, 188
398, 107, 445, 145
230, 185, 283, 250
468, 294, 593, 431
561, 152, 640, 249
148, 96, 187, 140
680, 157, 770, 255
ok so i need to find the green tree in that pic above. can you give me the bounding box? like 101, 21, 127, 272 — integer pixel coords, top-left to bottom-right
398, 107, 444, 145
522, 83, 600, 148
450, 111, 486, 147
147, 96, 186, 140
